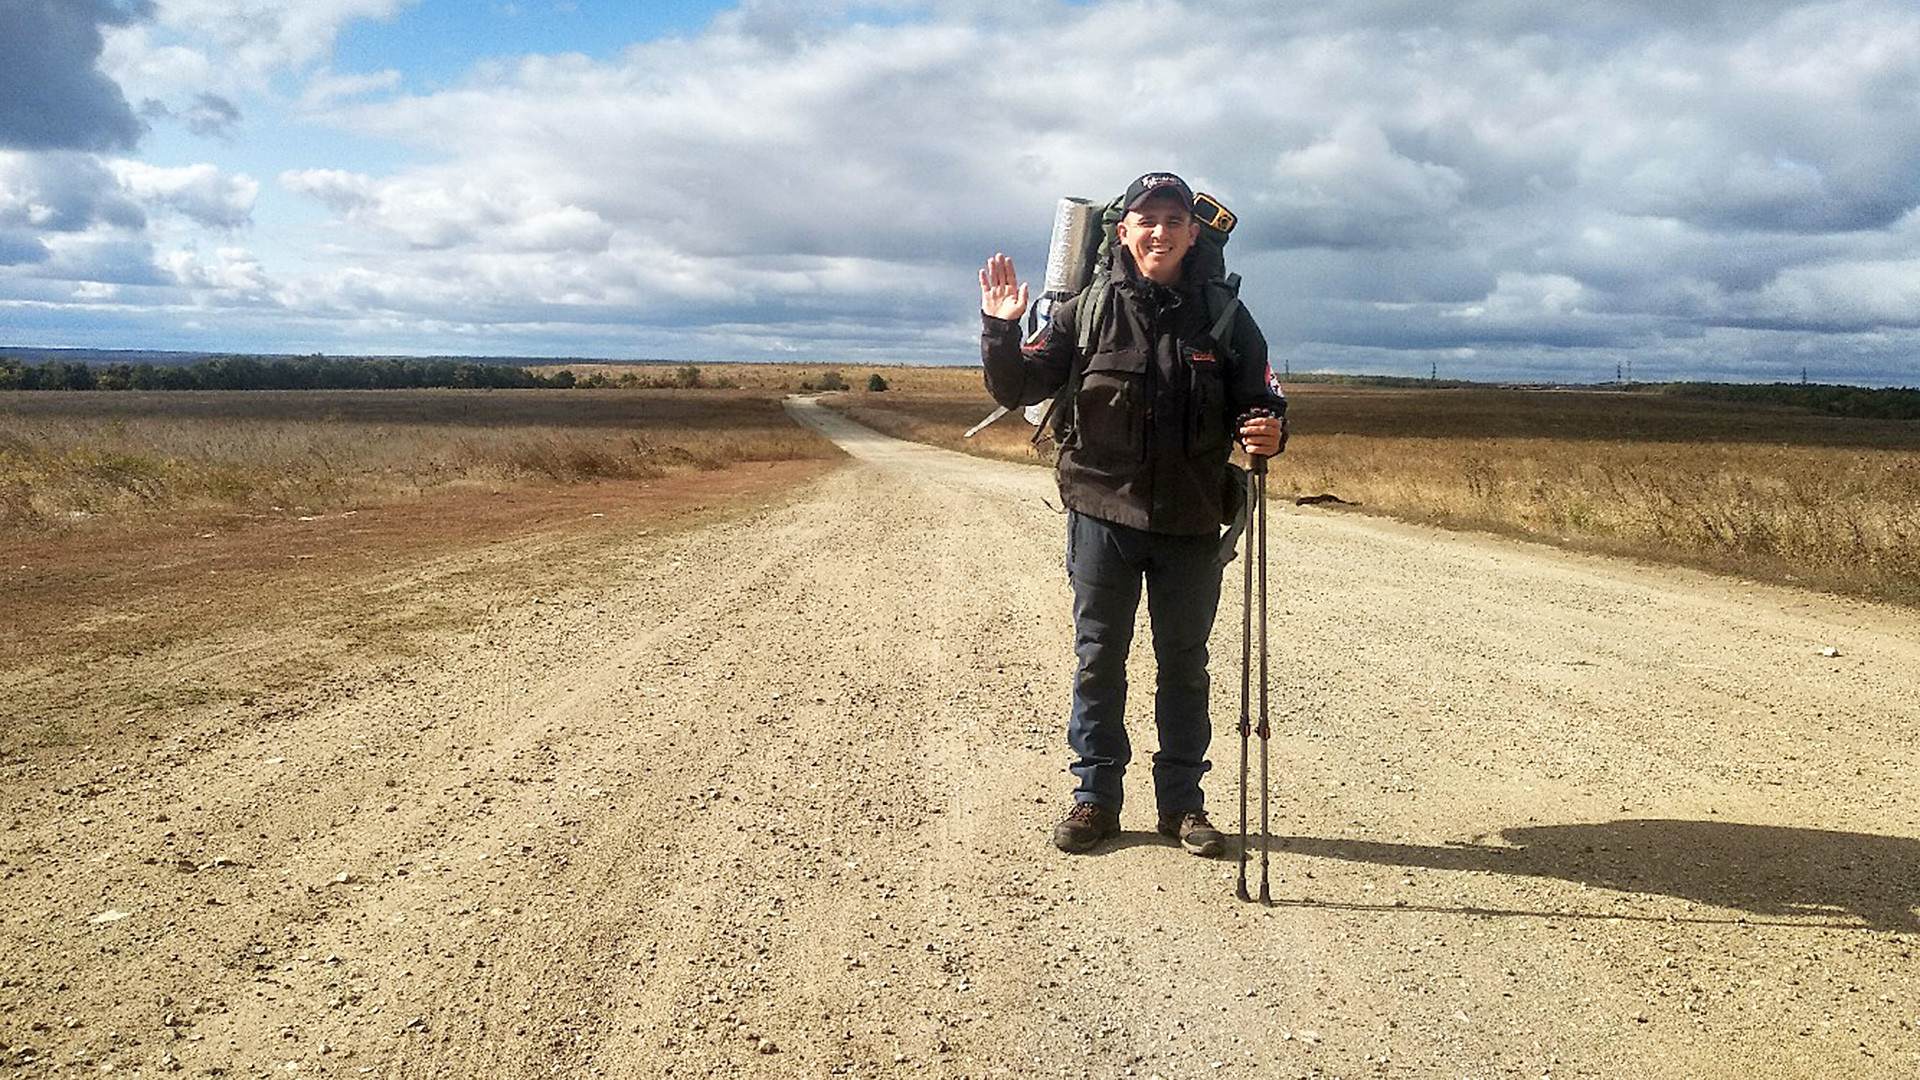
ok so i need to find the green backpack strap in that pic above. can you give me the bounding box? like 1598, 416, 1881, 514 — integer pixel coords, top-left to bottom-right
1207, 272, 1243, 362
1076, 194, 1126, 357
1031, 278, 1111, 448
1076, 276, 1112, 355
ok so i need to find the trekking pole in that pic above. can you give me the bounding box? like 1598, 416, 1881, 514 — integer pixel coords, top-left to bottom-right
1235, 459, 1256, 903
1254, 453, 1272, 905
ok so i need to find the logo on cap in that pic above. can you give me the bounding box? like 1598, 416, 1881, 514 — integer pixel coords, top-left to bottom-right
1125, 172, 1194, 210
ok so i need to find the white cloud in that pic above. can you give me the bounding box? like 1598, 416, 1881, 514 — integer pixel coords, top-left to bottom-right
159, 245, 271, 297
299, 67, 405, 109
111, 161, 258, 228
100, 26, 217, 104
1752, 258, 1920, 330
0, 152, 267, 307
281, 168, 609, 252
504, 205, 612, 254
1266, 120, 1469, 248
105, 0, 419, 100
1455, 273, 1595, 321
278, 168, 374, 212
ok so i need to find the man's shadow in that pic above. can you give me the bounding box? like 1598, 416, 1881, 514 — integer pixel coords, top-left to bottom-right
1272, 820, 1920, 932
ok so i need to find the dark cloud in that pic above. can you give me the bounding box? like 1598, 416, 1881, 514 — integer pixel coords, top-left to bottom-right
184, 94, 244, 139
141, 93, 246, 140
0, 0, 154, 151
0, 230, 51, 266
0, 153, 146, 234
45, 236, 168, 287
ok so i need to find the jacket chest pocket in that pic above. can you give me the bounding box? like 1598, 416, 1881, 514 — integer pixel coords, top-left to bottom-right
1074, 348, 1149, 465
1185, 351, 1230, 457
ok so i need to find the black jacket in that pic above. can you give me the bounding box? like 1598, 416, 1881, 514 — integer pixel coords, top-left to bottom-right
982, 260, 1286, 536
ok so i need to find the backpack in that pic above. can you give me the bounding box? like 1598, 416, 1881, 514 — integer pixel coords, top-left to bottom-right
1033, 190, 1243, 447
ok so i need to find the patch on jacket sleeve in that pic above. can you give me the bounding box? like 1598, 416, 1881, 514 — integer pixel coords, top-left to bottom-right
1021, 322, 1055, 357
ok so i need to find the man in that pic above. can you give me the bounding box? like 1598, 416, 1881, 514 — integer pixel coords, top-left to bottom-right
978, 172, 1286, 856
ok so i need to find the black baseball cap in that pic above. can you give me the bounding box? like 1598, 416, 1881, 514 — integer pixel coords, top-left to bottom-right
1123, 172, 1195, 211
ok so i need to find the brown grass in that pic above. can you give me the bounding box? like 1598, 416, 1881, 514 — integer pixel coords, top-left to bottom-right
823, 378, 1920, 608
0, 387, 836, 531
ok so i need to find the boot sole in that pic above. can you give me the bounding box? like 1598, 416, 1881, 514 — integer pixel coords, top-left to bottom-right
1052, 826, 1118, 854
1158, 822, 1226, 857
1181, 834, 1225, 857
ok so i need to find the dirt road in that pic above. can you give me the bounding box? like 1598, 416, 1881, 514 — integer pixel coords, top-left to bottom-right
6, 398, 1920, 1078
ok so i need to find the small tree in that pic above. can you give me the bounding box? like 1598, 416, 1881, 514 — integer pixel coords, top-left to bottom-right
866, 373, 889, 392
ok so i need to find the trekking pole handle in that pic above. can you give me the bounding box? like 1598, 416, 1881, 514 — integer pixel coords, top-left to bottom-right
1239, 407, 1281, 470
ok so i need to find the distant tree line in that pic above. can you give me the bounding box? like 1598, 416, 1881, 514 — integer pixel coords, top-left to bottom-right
0, 356, 771, 392
0, 353, 565, 391
0, 355, 906, 394
1659, 382, 1920, 421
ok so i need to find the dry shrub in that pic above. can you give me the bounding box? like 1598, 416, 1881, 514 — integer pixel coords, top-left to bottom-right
506, 437, 668, 483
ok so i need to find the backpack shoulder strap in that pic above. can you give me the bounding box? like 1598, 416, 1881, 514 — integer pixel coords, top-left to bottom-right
1205, 272, 1243, 361
1076, 273, 1113, 355
1031, 279, 1111, 447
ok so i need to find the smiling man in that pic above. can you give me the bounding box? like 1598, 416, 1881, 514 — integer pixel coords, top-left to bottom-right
1114, 175, 1196, 284
978, 171, 1286, 858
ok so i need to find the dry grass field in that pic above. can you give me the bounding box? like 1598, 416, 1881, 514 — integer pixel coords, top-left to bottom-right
830, 372, 1920, 608
0, 385, 835, 531
4, 365, 1915, 608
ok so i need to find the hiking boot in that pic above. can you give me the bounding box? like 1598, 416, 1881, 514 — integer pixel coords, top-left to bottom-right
1157, 810, 1226, 857
1052, 801, 1120, 854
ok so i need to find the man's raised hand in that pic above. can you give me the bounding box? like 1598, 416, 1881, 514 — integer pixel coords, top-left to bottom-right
979, 253, 1030, 322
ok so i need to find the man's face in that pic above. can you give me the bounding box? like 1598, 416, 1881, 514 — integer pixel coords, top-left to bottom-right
1116, 194, 1199, 285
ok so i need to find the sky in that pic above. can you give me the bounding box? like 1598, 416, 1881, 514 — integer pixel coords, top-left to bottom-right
3, 0, 1920, 386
